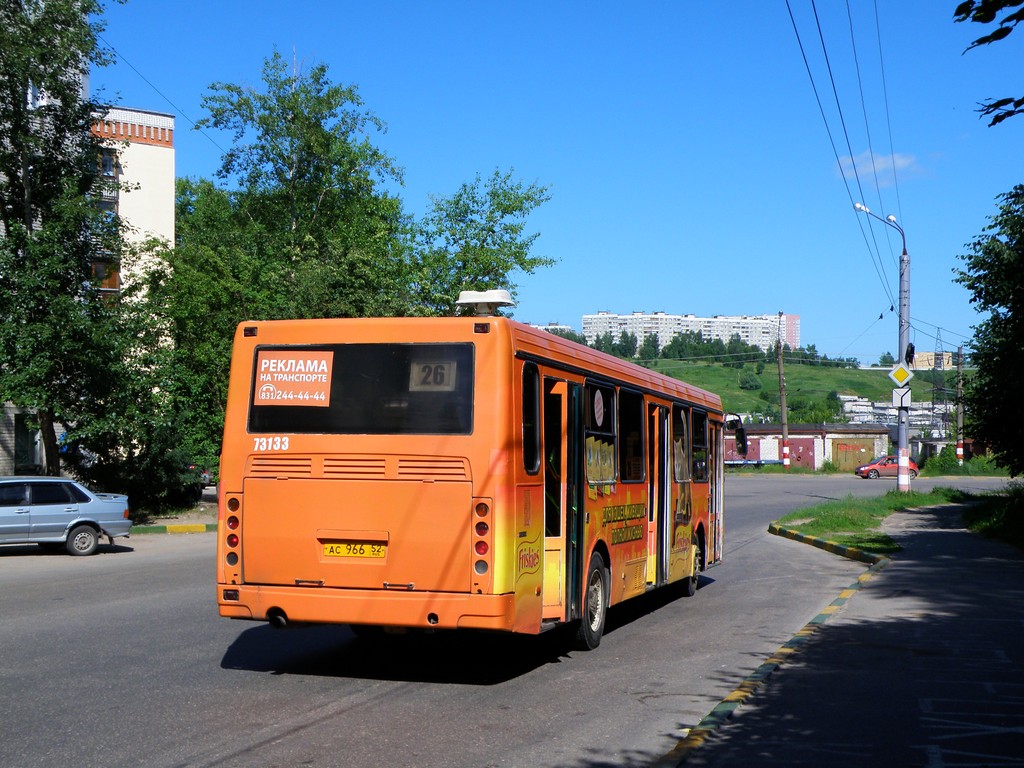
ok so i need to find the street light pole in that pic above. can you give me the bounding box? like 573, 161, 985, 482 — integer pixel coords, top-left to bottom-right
855, 202, 912, 492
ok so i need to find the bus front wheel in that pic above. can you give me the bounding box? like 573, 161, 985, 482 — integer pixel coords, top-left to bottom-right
575, 552, 609, 651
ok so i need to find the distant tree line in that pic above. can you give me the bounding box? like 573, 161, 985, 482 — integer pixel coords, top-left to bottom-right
549, 328, 860, 369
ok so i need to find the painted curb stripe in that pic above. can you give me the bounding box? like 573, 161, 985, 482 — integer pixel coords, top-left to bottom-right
652, 524, 890, 767
133, 523, 217, 535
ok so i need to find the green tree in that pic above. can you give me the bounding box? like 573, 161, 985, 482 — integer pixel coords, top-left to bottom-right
638, 333, 661, 361
0, 0, 121, 476
195, 49, 409, 320
410, 169, 553, 315
955, 0, 1024, 125
878, 351, 896, 367
139, 179, 286, 470
955, 184, 1024, 476
593, 332, 616, 355
614, 331, 638, 359
547, 328, 588, 345
59, 268, 202, 511
738, 367, 763, 391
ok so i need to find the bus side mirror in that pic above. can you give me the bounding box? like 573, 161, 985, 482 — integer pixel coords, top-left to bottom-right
735, 426, 748, 456
725, 415, 748, 456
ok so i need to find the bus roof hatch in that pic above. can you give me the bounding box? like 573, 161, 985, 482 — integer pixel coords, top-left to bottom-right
455, 289, 515, 316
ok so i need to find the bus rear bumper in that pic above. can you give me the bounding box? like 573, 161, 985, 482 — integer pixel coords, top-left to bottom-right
217, 584, 518, 632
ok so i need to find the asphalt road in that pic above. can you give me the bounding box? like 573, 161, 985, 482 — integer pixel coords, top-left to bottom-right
0, 474, 1007, 768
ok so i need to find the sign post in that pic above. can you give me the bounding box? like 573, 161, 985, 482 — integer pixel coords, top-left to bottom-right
888, 364, 914, 491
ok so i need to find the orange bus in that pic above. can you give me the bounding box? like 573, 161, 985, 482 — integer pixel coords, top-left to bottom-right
217, 292, 742, 649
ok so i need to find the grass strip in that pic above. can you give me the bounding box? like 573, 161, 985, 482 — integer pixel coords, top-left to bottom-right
775, 487, 976, 555
960, 483, 1024, 551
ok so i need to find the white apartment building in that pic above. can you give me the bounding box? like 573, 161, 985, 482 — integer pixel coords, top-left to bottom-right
91, 106, 175, 288
581, 311, 801, 352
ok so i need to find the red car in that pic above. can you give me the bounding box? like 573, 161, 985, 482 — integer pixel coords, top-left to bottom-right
854, 455, 919, 479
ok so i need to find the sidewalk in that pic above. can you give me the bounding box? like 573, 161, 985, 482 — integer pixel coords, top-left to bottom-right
663, 503, 1024, 767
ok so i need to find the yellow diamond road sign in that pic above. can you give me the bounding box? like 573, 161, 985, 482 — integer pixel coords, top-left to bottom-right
889, 363, 914, 387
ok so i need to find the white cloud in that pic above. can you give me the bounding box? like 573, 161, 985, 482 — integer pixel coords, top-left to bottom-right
837, 151, 921, 188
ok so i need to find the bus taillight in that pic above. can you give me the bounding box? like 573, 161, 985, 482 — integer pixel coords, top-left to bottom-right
224, 498, 241, 569
472, 499, 492, 579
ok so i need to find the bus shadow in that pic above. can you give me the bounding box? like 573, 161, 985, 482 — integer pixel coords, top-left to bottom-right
604, 574, 716, 636
220, 575, 715, 684
220, 622, 573, 684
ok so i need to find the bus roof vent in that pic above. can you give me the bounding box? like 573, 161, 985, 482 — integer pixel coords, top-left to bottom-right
455, 289, 515, 316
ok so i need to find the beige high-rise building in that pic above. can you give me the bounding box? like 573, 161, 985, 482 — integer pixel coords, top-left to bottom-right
91, 106, 175, 290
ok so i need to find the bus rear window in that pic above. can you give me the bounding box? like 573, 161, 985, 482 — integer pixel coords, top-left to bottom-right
248, 343, 474, 435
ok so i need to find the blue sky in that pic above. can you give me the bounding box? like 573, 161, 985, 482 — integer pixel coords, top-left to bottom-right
91, 1, 1023, 364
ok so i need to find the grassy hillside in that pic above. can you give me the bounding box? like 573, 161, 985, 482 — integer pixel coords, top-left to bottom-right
647, 360, 953, 415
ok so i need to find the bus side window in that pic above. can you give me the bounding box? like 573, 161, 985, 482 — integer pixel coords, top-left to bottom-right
584, 382, 616, 484
618, 389, 645, 482
523, 363, 540, 474
672, 405, 690, 482
692, 410, 709, 483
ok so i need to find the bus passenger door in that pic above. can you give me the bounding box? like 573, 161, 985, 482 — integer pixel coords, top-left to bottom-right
647, 404, 670, 586
708, 420, 724, 565
542, 380, 582, 621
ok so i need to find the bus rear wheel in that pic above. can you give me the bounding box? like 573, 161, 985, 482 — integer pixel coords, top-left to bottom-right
683, 534, 703, 597
575, 552, 609, 651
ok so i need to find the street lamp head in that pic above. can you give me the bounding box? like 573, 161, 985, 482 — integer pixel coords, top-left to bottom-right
854, 202, 869, 213
886, 214, 898, 224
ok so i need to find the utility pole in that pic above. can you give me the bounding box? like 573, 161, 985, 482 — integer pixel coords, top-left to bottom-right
777, 312, 789, 470
956, 346, 964, 465
856, 203, 912, 491
896, 221, 911, 492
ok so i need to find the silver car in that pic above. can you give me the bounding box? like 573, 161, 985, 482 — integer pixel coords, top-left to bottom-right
0, 477, 131, 556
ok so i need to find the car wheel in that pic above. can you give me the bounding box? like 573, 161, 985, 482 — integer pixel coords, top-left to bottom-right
867, 469, 880, 479
909, 469, 918, 479
66, 525, 99, 556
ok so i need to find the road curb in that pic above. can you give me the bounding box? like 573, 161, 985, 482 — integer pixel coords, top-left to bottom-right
133, 522, 217, 535
653, 524, 890, 767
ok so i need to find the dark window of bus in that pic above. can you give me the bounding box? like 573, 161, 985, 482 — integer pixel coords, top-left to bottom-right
584, 382, 616, 484
522, 362, 540, 474
672, 405, 690, 483
618, 389, 645, 482
543, 379, 563, 537
692, 410, 709, 482
248, 343, 474, 435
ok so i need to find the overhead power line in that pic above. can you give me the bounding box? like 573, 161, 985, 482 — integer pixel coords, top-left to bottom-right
96, 33, 227, 158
